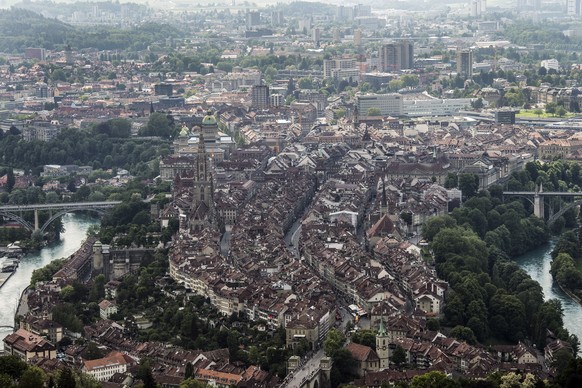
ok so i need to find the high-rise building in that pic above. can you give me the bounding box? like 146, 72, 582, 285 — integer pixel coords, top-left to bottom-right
323, 57, 357, 79
354, 29, 363, 47
154, 83, 173, 96
568, 0, 582, 15
245, 11, 261, 29
470, 0, 487, 17
24, 48, 46, 61
312, 28, 321, 47
271, 11, 284, 25
379, 41, 414, 72
456, 48, 473, 78
251, 85, 270, 109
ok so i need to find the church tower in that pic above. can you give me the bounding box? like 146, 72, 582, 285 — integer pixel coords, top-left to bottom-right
191, 132, 215, 231
380, 179, 388, 217
376, 316, 390, 370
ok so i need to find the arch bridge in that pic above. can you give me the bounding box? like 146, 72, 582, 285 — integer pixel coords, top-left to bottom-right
0, 201, 121, 234
503, 187, 582, 226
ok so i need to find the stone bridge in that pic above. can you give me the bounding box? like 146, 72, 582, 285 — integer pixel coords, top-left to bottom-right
0, 201, 121, 233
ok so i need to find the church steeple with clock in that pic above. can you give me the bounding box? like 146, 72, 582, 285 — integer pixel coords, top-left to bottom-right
377, 316, 390, 369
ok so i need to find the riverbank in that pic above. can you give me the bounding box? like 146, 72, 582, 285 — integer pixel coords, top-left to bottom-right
0, 271, 15, 289
557, 280, 582, 307
515, 242, 582, 354
0, 214, 100, 350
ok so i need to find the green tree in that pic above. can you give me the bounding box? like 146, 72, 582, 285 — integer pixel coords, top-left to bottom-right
324, 328, 345, 357
18, 366, 46, 388
180, 379, 208, 388
458, 173, 479, 199
410, 371, 459, 388
0, 355, 27, 379
391, 345, 407, 368
366, 107, 381, 116
56, 368, 76, 388
351, 330, 376, 349
83, 342, 105, 360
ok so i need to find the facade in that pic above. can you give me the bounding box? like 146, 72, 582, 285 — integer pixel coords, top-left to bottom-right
251, 85, 270, 109
19, 318, 63, 344
403, 97, 475, 117
379, 41, 414, 72
159, 156, 196, 181
357, 93, 403, 116
154, 83, 173, 96
99, 300, 118, 319
82, 351, 136, 381
456, 48, 473, 78
323, 57, 358, 79
3, 329, 57, 361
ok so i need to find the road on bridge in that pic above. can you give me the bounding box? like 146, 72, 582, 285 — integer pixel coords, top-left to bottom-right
0, 201, 122, 211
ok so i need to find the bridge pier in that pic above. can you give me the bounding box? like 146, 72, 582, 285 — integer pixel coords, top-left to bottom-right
34, 210, 39, 231
534, 193, 544, 219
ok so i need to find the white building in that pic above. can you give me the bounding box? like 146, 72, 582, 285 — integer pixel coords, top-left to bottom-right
82, 352, 136, 381
541, 59, 560, 72
357, 93, 403, 116
403, 97, 476, 117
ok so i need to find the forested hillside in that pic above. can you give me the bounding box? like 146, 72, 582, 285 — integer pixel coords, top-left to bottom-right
0, 8, 183, 52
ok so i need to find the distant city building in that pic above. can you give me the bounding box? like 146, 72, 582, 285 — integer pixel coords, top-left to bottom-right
246, 11, 261, 29
456, 48, 474, 78
270, 93, 284, 107
154, 83, 173, 96
357, 93, 403, 116
354, 29, 363, 46
541, 59, 560, 72
312, 27, 322, 46
357, 93, 477, 117
24, 48, 45, 61
379, 41, 414, 72
270, 10, 284, 25
568, 0, 582, 15
470, 0, 487, 17
251, 85, 270, 109
323, 57, 358, 79
495, 110, 517, 124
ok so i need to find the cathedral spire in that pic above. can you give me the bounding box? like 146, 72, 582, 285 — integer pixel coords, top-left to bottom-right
381, 179, 388, 217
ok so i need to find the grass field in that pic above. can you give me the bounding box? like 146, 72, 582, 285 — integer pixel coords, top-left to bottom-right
516, 109, 575, 119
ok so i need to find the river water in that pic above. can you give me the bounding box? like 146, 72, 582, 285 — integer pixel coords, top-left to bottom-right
515, 241, 582, 346
0, 213, 99, 349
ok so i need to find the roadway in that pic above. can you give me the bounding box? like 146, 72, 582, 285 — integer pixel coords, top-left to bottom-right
282, 348, 325, 388
503, 191, 582, 197
0, 201, 122, 211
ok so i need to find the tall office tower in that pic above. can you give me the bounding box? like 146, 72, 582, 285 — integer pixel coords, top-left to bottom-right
456, 48, 473, 78
379, 41, 414, 72
354, 29, 363, 47
470, 0, 487, 16
312, 28, 322, 47
251, 85, 270, 109
245, 10, 261, 29
568, 0, 582, 15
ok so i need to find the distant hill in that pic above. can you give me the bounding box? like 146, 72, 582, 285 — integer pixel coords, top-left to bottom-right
0, 7, 183, 53
0, 8, 74, 52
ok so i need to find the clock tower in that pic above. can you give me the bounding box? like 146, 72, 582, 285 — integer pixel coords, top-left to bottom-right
376, 317, 390, 370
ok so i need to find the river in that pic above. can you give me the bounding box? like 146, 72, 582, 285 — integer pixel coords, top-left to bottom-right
0, 213, 99, 350
515, 241, 582, 346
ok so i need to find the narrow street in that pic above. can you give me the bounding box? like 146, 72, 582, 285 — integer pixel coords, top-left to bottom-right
282, 348, 325, 388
